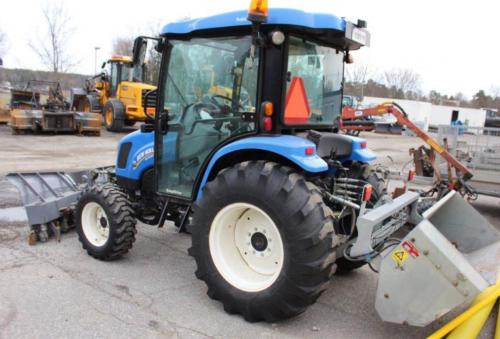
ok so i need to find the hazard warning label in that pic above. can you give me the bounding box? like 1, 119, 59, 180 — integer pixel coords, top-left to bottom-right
391, 247, 409, 266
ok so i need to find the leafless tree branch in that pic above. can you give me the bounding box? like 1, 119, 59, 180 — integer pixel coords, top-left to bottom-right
112, 37, 134, 56
28, 2, 76, 73
383, 68, 421, 99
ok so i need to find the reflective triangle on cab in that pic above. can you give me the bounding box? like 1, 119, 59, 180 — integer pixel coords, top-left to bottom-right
284, 76, 310, 124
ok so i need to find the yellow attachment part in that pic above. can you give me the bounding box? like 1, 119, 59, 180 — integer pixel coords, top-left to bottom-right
428, 273, 500, 339
496, 300, 500, 339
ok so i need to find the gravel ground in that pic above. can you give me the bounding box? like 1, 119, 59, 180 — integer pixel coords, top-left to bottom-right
0, 124, 498, 338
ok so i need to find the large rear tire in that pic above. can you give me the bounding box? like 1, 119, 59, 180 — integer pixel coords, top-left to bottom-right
335, 163, 385, 274
189, 161, 337, 322
75, 184, 137, 260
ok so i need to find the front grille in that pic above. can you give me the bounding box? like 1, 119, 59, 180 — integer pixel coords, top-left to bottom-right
118, 142, 132, 169
141, 89, 157, 109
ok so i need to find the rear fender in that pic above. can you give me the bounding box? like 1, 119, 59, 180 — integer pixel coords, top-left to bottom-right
196, 135, 328, 201
340, 135, 376, 163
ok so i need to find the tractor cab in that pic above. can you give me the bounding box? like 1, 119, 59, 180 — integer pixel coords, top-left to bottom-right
126, 3, 371, 200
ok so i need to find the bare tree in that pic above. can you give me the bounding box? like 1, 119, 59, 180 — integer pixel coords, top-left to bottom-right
345, 64, 376, 98
29, 2, 75, 73
112, 37, 134, 56
345, 64, 372, 84
0, 29, 6, 52
383, 68, 421, 99
489, 85, 500, 100
0, 28, 7, 66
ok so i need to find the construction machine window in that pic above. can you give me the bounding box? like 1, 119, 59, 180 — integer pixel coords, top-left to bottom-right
284, 37, 344, 126
158, 36, 259, 198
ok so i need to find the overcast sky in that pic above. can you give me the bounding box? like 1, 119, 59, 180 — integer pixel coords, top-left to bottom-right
1, 0, 499, 98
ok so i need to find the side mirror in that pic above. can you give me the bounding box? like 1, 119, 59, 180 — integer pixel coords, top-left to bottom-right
132, 37, 147, 66
101, 62, 106, 69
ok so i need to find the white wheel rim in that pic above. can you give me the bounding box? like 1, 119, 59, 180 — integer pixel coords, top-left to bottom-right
81, 202, 110, 247
209, 203, 284, 292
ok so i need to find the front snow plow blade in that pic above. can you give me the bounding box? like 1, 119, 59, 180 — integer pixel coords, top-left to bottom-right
6, 169, 111, 243
375, 191, 500, 326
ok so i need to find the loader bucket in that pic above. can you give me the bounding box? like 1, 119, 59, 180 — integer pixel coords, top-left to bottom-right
375, 191, 500, 326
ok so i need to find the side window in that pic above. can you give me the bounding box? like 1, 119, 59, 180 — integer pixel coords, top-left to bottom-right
284, 37, 344, 125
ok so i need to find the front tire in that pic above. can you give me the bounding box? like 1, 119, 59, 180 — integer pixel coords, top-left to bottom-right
189, 161, 337, 322
103, 100, 125, 132
75, 184, 137, 260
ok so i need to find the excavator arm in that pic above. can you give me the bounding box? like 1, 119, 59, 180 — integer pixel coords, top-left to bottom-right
341, 102, 473, 181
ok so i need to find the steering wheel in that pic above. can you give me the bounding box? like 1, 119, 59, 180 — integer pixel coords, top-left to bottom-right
180, 102, 221, 134
209, 94, 245, 111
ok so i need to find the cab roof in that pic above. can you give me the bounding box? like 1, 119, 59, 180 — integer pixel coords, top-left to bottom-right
160, 8, 369, 50
161, 8, 345, 35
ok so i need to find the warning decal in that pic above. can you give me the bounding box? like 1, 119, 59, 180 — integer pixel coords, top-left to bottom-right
426, 138, 444, 154
391, 247, 409, 266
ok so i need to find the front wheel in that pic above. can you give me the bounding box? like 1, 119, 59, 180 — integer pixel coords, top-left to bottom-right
189, 161, 337, 322
75, 184, 137, 260
103, 100, 125, 132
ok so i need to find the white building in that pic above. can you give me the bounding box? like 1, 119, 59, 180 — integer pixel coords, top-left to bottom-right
359, 97, 486, 132
363, 96, 431, 131
428, 105, 486, 129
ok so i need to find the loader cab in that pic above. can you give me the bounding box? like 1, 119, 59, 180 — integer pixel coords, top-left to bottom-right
131, 7, 370, 201
104, 56, 142, 97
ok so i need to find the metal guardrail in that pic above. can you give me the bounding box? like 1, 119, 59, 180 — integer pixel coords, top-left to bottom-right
437, 125, 500, 197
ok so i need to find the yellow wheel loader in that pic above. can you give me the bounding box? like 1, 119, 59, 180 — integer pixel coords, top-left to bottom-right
71, 55, 156, 132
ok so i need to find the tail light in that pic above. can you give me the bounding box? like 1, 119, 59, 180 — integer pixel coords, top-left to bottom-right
408, 169, 415, 182
362, 184, 373, 202
263, 117, 272, 132
261, 101, 273, 132
305, 147, 315, 156
360, 141, 367, 149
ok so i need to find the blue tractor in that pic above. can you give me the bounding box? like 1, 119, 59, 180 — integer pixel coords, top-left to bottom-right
10, 2, 500, 326
74, 4, 383, 321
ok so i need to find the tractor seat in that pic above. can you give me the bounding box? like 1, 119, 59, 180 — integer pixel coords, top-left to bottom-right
306, 131, 353, 159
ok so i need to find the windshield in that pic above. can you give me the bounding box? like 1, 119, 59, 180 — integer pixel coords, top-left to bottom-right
284, 36, 344, 126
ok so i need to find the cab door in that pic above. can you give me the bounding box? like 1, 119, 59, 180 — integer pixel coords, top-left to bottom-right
108, 62, 120, 98
155, 35, 260, 200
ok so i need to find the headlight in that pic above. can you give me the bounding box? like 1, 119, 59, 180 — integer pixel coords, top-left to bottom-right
351, 27, 368, 46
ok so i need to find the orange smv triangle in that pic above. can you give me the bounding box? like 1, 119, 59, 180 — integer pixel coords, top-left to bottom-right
284, 76, 311, 125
